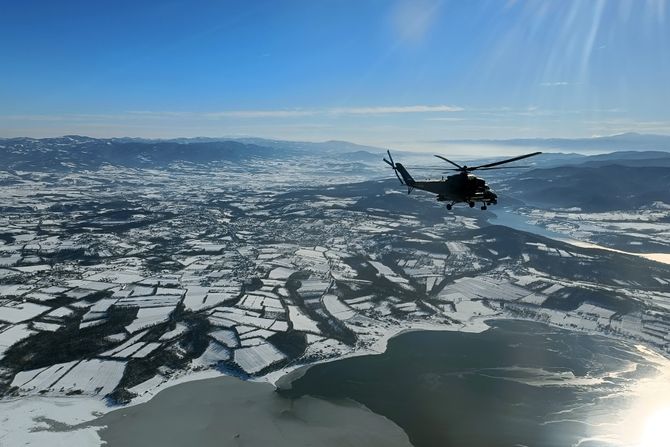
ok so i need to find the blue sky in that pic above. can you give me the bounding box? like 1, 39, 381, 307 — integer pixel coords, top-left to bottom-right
1, 0, 669, 149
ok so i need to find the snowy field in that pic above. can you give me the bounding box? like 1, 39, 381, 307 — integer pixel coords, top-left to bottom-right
1, 157, 669, 445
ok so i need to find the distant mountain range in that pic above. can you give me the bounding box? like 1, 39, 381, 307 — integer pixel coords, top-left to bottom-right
2, 135, 670, 207
0, 135, 384, 171
0, 136, 280, 171
505, 150, 670, 211
112, 136, 385, 154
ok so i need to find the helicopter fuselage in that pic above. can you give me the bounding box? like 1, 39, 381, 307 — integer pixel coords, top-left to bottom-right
394, 162, 497, 210
410, 172, 498, 208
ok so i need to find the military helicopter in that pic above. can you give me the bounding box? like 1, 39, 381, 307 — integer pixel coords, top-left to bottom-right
383, 150, 541, 210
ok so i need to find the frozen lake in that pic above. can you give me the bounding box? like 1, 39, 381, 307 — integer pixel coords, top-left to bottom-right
489, 208, 670, 265
281, 320, 670, 447
90, 373, 411, 447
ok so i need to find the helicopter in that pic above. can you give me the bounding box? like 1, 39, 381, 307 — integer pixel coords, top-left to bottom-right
383, 150, 542, 210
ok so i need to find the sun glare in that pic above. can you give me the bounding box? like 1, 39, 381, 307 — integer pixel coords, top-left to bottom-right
591, 346, 670, 447
638, 407, 670, 447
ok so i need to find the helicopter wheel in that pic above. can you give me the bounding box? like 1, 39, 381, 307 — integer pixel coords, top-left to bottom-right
468, 201, 475, 208
446, 204, 452, 210
481, 205, 487, 210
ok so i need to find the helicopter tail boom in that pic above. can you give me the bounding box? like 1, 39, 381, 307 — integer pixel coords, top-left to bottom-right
394, 163, 415, 187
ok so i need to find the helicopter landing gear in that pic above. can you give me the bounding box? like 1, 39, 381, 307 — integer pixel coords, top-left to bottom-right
446, 203, 452, 210
468, 201, 475, 208
481, 205, 487, 210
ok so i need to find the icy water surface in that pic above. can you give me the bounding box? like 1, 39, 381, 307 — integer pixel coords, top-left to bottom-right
281, 320, 670, 447
489, 208, 670, 265
93, 375, 412, 447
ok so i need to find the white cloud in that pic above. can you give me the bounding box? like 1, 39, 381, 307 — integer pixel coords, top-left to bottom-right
540, 81, 569, 87
330, 105, 463, 114
204, 105, 464, 117
425, 117, 466, 122
3, 105, 464, 123
204, 110, 314, 118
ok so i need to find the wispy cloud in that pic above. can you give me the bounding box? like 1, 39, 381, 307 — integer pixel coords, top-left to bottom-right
330, 105, 463, 114
425, 117, 466, 122
193, 110, 314, 119
4, 113, 133, 122
539, 81, 570, 87
201, 105, 464, 118
2, 105, 464, 122
584, 118, 670, 134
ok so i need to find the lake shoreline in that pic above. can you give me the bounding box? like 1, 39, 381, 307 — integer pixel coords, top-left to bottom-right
91, 318, 525, 447
488, 208, 670, 265
280, 319, 670, 447
5, 316, 669, 447
89, 369, 414, 447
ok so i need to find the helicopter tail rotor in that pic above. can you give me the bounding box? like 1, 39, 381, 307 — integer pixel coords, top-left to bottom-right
383, 150, 416, 194
383, 150, 405, 186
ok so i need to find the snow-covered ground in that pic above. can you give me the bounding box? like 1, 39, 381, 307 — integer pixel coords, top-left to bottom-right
1, 158, 669, 446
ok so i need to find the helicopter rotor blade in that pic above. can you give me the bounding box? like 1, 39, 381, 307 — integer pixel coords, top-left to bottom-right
435, 165, 533, 174
469, 151, 542, 171
476, 165, 532, 171
394, 169, 404, 184
434, 155, 463, 170
408, 165, 457, 170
